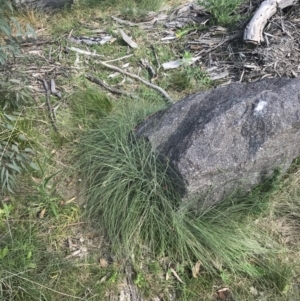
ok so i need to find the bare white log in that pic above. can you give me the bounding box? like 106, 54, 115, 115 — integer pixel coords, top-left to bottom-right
243, 0, 299, 44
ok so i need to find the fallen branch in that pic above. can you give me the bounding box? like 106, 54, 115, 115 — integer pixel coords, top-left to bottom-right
103, 54, 134, 63
243, 0, 298, 44
67, 47, 174, 104
86, 74, 137, 99
67, 46, 104, 58
39, 79, 58, 132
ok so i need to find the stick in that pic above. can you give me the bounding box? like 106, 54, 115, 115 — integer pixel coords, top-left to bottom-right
100, 61, 174, 104
39, 79, 58, 132
150, 45, 161, 73
67, 46, 104, 57
67, 47, 174, 104
103, 54, 134, 63
86, 74, 137, 99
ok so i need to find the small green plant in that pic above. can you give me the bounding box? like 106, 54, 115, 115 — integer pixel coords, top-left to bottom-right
200, 0, 244, 26
0, 246, 9, 260
0, 77, 31, 110
0, 114, 38, 192
169, 65, 212, 92
176, 25, 201, 39
0, 1, 35, 64
168, 51, 212, 92
134, 272, 148, 288
0, 1, 37, 192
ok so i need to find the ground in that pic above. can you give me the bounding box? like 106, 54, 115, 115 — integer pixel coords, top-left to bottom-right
1, 0, 300, 300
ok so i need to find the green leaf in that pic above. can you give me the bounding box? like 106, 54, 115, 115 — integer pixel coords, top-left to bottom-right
11, 144, 19, 152
5, 124, 14, 130
6, 163, 22, 173
6, 182, 14, 193
27, 263, 36, 269
26, 24, 36, 38
43, 170, 61, 187
18, 134, 27, 141
9, 79, 21, 84
4, 0, 13, 11
1, 167, 6, 184
10, 17, 22, 35
2, 246, 9, 258
29, 162, 39, 171
51, 204, 59, 218
24, 148, 35, 154
4, 114, 17, 121
3, 204, 12, 217
0, 24, 11, 37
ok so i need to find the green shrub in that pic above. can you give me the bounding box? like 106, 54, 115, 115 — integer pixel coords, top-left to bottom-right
0, 0, 35, 64
0, 1, 36, 192
0, 112, 37, 193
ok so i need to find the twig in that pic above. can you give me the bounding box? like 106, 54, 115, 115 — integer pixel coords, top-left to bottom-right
49, 222, 88, 229
68, 46, 104, 57
150, 45, 161, 73
21, 40, 58, 47
2, 271, 87, 300
86, 74, 137, 99
67, 47, 174, 104
39, 79, 58, 132
101, 61, 174, 104
103, 54, 134, 63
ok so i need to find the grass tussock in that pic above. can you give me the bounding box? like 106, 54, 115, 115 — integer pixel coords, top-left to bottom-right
77, 97, 275, 276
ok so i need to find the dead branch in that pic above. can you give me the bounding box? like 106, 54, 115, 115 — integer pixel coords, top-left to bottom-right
244, 0, 299, 44
39, 79, 58, 132
67, 47, 174, 104
86, 74, 137, 99
103, 54, 134, 63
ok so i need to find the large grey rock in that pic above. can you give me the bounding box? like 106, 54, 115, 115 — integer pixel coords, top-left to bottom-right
135, 78, 300, 206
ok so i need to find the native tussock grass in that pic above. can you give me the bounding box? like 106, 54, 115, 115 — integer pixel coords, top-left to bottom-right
77, 98, 275, 274
75, 94, 300, 299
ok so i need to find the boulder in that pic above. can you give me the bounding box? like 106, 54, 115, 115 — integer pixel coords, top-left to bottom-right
135, 78, 300, 207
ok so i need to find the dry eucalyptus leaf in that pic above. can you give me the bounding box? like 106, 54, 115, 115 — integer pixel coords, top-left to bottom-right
65, 197, 76, 204
166, 270, 170, 281
192, 261, 201, 278
39, 208, 46, 219
100, 258, 108, 268
100, 275, 108, 283
170, 268, 184, 284
249, 286, 258, 295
